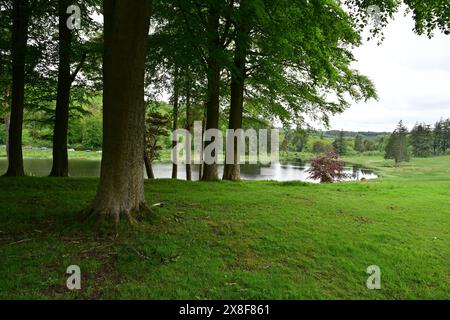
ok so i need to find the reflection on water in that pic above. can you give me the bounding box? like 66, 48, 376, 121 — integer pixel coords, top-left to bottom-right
0, 158, 377, 182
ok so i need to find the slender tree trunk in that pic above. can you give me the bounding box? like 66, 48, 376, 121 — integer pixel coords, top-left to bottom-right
185, 83, 192, 181
5, 0, 29, 177
223, 11, 250, 181
50, 0, 73, 177
144, 151, 155, 179
4, 116, 10, 160
198, 103, 207, 180
83, 0, 151, 225
202, 9, 221, 181
171, 70, 179, 179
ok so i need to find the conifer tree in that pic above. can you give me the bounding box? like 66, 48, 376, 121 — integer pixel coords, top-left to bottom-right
333, 130, 347, 155
410, 123, 433, 157
385, 121, 410, 165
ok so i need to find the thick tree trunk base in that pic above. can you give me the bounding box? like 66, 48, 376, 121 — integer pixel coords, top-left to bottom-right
201, 163, 219, 180
81, 0, 151, 235
78, 201, 151, 234
186, 164, 192, 181
4, 167, 25, 177
171, 164, 177, 179
49, 165, 69, 177
223, 164, 241, 181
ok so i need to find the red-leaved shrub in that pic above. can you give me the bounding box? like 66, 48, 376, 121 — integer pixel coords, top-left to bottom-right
307, 151, 349, 183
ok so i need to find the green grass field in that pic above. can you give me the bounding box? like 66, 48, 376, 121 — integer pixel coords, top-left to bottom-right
0, 147, 174, 162
0, 147, 103, 160
0, 155, 449, 299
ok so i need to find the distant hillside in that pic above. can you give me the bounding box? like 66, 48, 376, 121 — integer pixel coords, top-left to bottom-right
314, 130, 390, 139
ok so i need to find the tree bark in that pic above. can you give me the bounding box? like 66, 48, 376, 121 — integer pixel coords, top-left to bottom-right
4, 116, 10, 160
84, 0, 151, 225
5, 0, 29, 177
202, 9, 221, 181
144, 151, 155, 179
185, 78, 192, 181
223, 9, 250, 181
50, 0, 73, 177
171, 70, 179, 179
222, 79, 245, 180
198, 102, 207, 180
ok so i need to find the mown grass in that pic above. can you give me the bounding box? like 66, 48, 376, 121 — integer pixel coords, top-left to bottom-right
0, 147, 103, 160
0, 147, 174, 162
0, 155, 449, 299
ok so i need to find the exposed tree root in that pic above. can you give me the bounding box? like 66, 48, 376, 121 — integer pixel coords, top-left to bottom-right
77, 201, 153, 235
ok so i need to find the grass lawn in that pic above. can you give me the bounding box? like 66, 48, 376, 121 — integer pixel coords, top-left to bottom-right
0, 155, 449, 299
0, 147, 103, 160
0, 147, 177, 162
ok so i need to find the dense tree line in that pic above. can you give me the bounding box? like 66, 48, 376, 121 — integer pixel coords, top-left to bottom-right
383, 118, 450, 165
432, 119, 450, 155
409, 119, 450, 158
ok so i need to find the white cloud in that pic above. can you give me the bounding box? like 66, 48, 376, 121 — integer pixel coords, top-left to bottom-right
329, 10, 450, 132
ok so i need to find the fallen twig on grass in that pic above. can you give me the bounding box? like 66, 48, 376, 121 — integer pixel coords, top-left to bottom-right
130, 246, 153, 261
152, 202, 164, 207
8, 238, 32, 245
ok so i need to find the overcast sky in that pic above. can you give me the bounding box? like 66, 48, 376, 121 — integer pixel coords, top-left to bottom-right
328, 10, 450, 132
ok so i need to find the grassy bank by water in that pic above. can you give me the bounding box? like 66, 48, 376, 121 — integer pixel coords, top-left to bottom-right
0, 147, 173, 162
0, 155, 449, 299
0, 147, 103, 160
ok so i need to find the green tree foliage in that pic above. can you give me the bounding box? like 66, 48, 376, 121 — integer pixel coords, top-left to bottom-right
155, 0, 384, 180
66, 104, 102, 150
81, 116, 102, 150
333, 130, 347, 155
283, 126, 309, 153
144, 111, 170, 179
354, 134, 363, 152
312, 140, 334, 155
363, 138, 376, 152
241, 0, 378, 127
410, 123, 433, 157
0, 0, 102, 148
385, 120, 410, 165
145, 111, 170, 164
0, 1, 11, 119
345, 0, 450, 38
0, 123, 5, 144
433, 119, 450, 154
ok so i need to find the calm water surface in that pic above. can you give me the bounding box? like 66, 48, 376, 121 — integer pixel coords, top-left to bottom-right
0, 158, 377, 182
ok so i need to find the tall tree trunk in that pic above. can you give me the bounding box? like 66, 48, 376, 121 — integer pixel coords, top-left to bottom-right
223, 11, 250, 181
185, 78, 192, 181
84, 0, 151, 225
171, 70, 179, 179
144, 151, 154, 179
4, 116, 10, 160
5, 0, 29, 177
222, 79, 245, 180
202, 9, 221, 181
198, 102, 207, 181
50, 0, 73, 177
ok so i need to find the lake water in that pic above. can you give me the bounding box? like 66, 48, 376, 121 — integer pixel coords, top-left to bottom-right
0, 158, 377, 182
